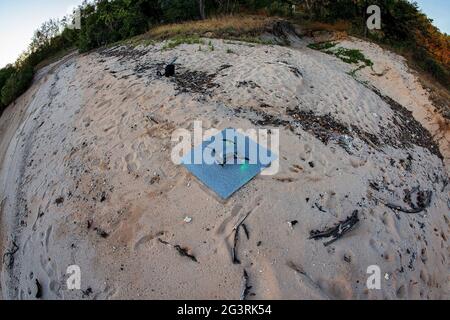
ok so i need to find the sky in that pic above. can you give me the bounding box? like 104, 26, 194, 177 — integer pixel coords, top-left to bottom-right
414, 0, 450, 35
0, 0, 449, 68
0, 0, 84, 68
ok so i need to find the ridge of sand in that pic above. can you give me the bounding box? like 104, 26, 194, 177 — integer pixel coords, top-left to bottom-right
0, 37, 448, 300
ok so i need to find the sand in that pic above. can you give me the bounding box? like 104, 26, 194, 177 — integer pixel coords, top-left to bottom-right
0, 36, 449, 300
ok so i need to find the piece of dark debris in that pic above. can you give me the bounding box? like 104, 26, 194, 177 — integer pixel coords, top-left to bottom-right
232, 226, 241, 265
237, 80, 260, 89
94, 228, 109, 238
314, 203, 326, 213
35, 279, 43, 299
369, 181, 381, 191
386, 188, 432, 214
174, 245, 198, 263
150, 175, 161, 185
217, 64, 232, 72
231, 211, 253, 264
55, 197, 64, 205
288, 220, 298, 229
240, 269, 252, 300
82, 287, 93, 297
343, 254, 352, 263
242, 224, 250, 240
309, 210, 360, 247
289, 66, 303, 77
158, 239, 198, 263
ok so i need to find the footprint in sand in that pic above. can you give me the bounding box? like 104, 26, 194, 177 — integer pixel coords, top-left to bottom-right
36, 226, 62, 298
124, 152, 140, 173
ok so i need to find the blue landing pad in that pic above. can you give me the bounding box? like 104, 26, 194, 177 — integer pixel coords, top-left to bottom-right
182, 129, 277, 199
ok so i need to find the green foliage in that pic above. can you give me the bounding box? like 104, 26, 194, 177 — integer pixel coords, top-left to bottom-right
208, 40, 214, 51
0, 65, 34, 107
307, 41, 337, 51
159, 0, 199, 22
334, 48, 373, 67
0, 66, 16, 113
309, 42, 373, 67
77, 0, 156, 52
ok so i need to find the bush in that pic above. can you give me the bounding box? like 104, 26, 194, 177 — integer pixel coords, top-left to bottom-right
0, 66, 16, 114
0, 65, 34, 107
77, 0, 157, 52
298, 0, 449, 88
159, 0, 199, 22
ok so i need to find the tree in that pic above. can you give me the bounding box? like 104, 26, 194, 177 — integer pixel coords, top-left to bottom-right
199, 0, 206, 19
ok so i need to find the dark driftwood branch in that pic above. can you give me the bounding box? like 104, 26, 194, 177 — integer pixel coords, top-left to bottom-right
386, 190, 432, 214
240, 269, 252, 300
158, 238, 198, 263
231, 211, 252, 264
309, 210, 359, 247
232, 227, 241, 265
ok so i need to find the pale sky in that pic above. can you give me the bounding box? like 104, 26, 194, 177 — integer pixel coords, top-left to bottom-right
0, 0, 448, 68
0, 0, 84, 68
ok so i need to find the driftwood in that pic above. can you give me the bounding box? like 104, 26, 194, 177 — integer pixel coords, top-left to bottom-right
386, 189, 432, 214
231, 228, 241, 265
240, 269, 252, 300
309, 210, 359, 246
158, 239, 198, 263
231, 211, 252, 264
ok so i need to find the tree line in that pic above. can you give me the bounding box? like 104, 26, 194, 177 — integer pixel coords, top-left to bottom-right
1, 0, 448, 115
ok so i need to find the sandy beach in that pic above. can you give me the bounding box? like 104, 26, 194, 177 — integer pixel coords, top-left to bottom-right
0, 36, 449, 300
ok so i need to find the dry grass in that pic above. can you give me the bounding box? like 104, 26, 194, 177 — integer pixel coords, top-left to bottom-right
144, 15, 275, 41
300, 20, 351, 33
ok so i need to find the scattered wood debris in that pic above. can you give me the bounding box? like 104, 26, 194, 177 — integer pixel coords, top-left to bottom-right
173, 70, 219, 95
309, 210, 360, 246
386, 189, 432, 214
